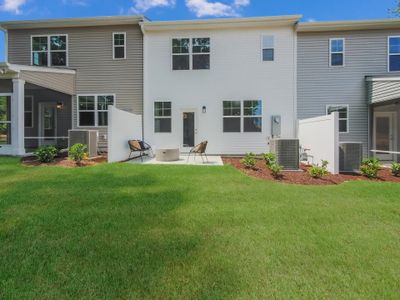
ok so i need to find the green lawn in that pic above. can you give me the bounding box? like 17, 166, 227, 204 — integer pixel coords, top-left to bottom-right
1, 157, 400, 299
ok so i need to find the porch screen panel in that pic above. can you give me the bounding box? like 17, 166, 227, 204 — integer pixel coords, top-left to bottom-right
0, 96, 11, 144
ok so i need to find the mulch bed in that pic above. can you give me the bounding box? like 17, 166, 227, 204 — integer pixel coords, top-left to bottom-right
22, 155, 107, 168
223, 157, 400, 185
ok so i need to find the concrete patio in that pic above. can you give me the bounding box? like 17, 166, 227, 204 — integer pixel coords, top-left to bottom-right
127, 154, 224, 166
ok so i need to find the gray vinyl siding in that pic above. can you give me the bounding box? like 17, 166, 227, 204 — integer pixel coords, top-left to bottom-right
8, 24, 143, 149
368, 80, 400, 104
298, 29, 400, 156
21, 71, 75, 95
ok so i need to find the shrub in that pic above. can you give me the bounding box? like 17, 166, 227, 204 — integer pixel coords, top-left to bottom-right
34, 146, 58, 163
391, 162, 400, 177
269, 163, 283, 178
69, 143, 88, 164
263, 152, 276, 167
241, 152, 257, 169
308, 160, 329, 179
360, 158, 380, 179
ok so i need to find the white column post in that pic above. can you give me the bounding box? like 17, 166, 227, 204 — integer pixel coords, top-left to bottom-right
11, 78, 25, 155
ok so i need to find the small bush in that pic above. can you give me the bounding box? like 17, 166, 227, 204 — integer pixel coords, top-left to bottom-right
269, 163, 283, 178
34, 146, 58, 163
308, 160, 329, 179
360, 158, 380, 179
69, 143, 88, 164
391, 162, 400, 177
241, 152, 257, 169
263, 152, 276, 167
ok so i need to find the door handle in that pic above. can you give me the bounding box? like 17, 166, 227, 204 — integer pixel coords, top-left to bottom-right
195, 129, 198, 134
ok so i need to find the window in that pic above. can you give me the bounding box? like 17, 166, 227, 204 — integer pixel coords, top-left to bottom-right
243, 100, 262, 132
32, 35, 67, 67
223, 100, 262, 133
192, 38, 210, 69
330, 38, 344, 67
262, 35, 274, 61
389, 36, 400, 72
326, 105, 349, 133
223, 101, 241, 132
0, 96, 11, 145
78, 95, 115, 127
113, 32, 126, 59
24, 96, 33, 128
154, 102, 172, 133
172, 38, 210, 70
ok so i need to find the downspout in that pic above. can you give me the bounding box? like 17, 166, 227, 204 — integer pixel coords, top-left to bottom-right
139, 21, 146, 140
293, 20, 299, 139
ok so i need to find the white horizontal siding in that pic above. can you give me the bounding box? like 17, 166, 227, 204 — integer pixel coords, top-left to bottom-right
144, 26, 297, 154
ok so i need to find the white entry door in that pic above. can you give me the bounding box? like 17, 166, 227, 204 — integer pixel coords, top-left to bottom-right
373, 112, 396, 161
39, 103, 58, 146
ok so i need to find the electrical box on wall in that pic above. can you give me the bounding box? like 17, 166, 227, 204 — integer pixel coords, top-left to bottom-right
271, 115, 281, 138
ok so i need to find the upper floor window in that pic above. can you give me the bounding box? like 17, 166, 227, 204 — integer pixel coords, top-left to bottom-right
326, 105, 349, 133
388, 36, 400, 72
172, 38, 210, 70
154, 101, 172, 133
329, 38, 344, 67
78, 95, 115, 127
32, 35, 68, 67
262, 35, 274, 61
223, 100, 262, 133
113, 32, 126, 59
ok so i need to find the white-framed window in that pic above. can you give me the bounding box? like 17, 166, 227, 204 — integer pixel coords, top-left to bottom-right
262, 35, 274, 61
31, 35, 68, 67
24, 95, 34, 128
172, 38, 210, 70
388, 36, 400, 72
243, 100, 262, 132
329, 38, 345, 67
223, 100, 262, 133
326, 105, 349, 133
113, 32, 126, 60
77, 94, 115, 127
154, 101, 172, 133
0, 95, 12, 145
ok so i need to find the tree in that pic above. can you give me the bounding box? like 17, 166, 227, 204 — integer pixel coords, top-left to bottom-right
389, 0, 400, 16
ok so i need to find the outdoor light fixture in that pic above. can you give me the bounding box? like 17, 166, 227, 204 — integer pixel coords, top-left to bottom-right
202, 106, 207, 113
56, 102, 64, 109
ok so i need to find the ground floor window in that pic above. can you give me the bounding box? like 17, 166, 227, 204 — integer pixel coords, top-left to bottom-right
326, 105, 349, 133
223, 100, 262, 133
154, 101, 172, 133
0, 95, 12, 144
78, 94, 115, 127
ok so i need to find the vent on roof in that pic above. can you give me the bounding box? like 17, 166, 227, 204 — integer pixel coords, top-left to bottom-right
339, 142, 363, 173
270, 139, 299, 170
68, 130, 98, 158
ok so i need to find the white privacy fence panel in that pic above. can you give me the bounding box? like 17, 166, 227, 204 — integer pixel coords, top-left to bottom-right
298, 112, 339, 174
108, 106, 142, 163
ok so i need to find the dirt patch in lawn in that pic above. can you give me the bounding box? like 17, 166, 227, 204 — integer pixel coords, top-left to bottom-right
223, 157, 400, 185
22, 155, 107, 168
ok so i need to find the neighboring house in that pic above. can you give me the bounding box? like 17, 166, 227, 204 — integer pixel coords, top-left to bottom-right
297, 19, 400, 162
0, 16, 144, 155
141, 16, 300, 154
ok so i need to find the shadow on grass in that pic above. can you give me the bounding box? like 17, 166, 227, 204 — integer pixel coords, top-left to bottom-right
0, 164, 243, 299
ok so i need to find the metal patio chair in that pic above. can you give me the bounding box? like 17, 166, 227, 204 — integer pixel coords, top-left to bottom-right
187, 141, 209, 163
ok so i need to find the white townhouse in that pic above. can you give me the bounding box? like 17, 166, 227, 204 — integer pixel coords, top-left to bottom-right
140, 15, 300, 155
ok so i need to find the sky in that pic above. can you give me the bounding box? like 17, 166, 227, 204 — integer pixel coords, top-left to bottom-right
0, 0, 399, 61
